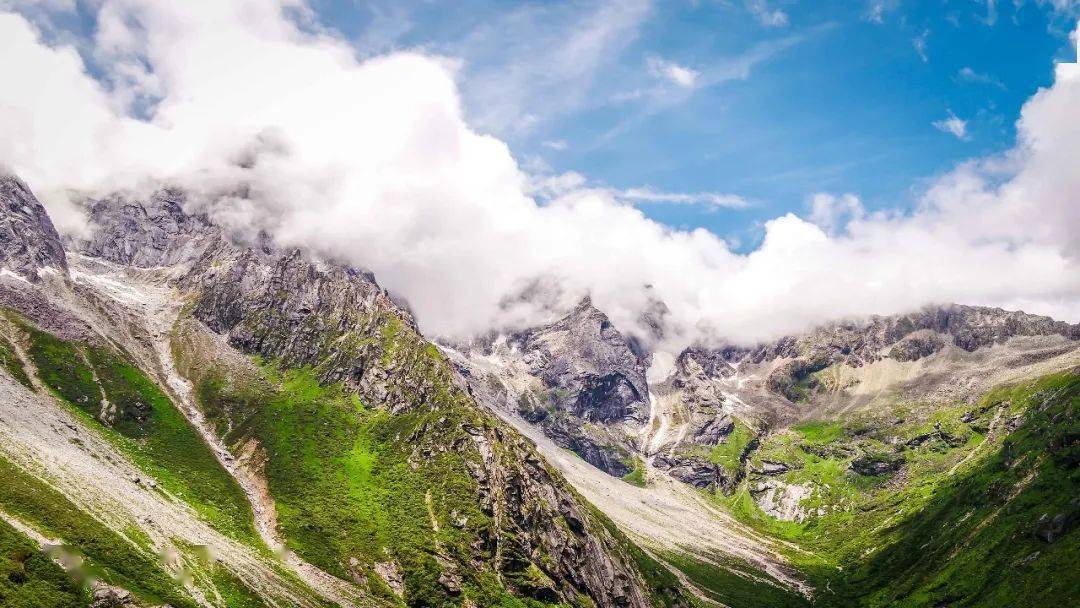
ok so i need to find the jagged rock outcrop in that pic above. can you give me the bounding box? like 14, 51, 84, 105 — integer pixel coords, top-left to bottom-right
512, 297, 650, 425
733, 305, 1080, 369
76, 190, 213, 269
652, 453, 723, 489
0, 174, 67, 280
472, 298, 654, 477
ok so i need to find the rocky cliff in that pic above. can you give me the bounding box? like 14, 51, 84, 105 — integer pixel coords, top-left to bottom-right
452, 292, 1080, 498
452, 298, 652, 477
0, 175, 67, 281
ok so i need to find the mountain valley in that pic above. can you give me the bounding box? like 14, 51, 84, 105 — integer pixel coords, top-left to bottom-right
0, 173, 1076, 608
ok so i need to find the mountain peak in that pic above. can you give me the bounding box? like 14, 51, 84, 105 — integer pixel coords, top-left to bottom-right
0, 174, 67, 281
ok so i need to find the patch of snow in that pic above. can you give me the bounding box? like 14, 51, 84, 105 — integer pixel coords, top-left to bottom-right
69, 269, 150, 306
0, 268, 30, 284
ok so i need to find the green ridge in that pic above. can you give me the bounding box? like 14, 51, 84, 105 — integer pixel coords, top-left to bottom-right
0, 455, 196, 608
722, 372, 1080, 608
0, 517, 87, 608
189, 355, 571, 607
12, 313, 259, 546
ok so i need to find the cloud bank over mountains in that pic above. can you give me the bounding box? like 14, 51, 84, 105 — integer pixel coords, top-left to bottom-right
1, 2, 1078, 351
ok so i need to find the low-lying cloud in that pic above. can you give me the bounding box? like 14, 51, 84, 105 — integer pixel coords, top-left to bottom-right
1, 2, 1078, 352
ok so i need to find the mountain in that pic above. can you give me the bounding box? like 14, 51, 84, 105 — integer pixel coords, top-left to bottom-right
0, 171, 1076, 608
448, 287, 1080, 607
0, 175, 67, 281
0, 174, 692, 608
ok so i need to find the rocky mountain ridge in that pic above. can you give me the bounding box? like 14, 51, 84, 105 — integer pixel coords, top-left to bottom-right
0, 175, 67, 281
452, 287, 1080, 495
0, 174, 690, 608
1, 171, 1076, 608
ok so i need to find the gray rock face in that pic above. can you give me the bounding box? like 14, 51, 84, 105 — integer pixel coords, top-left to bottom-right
543, 414, 635, 477
667, 349, 737, 442
735, 305, 1080, 368
0, 175, 67, 280
75, 190, 213, 269
651, 454, 722, 489
638, 348, 744, 490
478, 298, 652, 477
513, 298, 649, 425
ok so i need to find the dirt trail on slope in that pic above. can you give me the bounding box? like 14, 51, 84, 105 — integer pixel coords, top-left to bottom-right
64, 259, 369, 608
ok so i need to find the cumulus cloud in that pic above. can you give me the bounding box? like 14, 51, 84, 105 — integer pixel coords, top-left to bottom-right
1, 2, 1079, 354
933, 110, 970, 139
808, 193, 864, 234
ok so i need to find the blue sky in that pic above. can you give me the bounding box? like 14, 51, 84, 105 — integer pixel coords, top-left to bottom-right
4, 0, 1078, 340
313, 0, 1078, 249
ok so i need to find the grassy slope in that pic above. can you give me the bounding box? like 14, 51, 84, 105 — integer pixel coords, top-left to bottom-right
720, 372, 1080, 607
0, 518, 88, 608
0, 312, 273, 606
0, 333, 33, 390
184, 347, 575, 608
0, 455, 196, 608
176, 309, 689, 608
622, 457, 648, 487
708, 418, 757, 478
15, 315, 259, 545
663, 552, 808, 608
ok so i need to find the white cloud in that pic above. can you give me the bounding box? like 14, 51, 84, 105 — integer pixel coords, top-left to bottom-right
913, 29, 929, 61
933, 110, 969, 139
1, 3, 1078, 354
646, 56, 699, 88
450, 0, 652, 135
980, 0, 999, 26
808, 193, 864, 234
744, 1, 788, 28
542, 139, 568, 150
957, 66, 1006, 89
529, 171, 589, 199
531, 173, 747, 209
619, 187, 748, 209
864, 0, 900, 23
